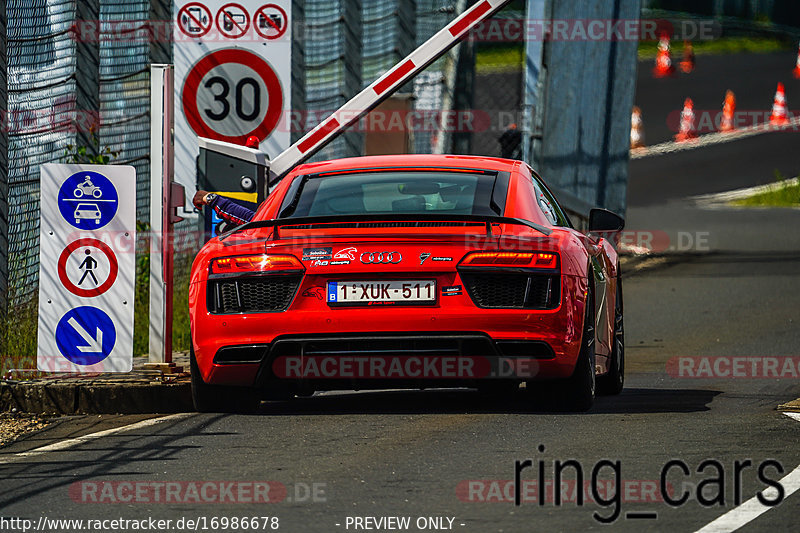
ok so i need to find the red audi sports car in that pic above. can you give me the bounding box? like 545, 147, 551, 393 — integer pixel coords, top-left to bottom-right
189, 155, 624, 412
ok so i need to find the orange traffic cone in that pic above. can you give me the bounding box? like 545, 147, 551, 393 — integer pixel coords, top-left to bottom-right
653, 35, 675, 78
770, 82, 789, 125
630, 106, 645, 149
719, 90, 736, 132
674, 98, 696, 142
680, 41, 695, 74
793, 42, 800, 79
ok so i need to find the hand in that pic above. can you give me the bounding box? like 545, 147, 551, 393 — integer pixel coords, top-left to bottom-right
193, 190, 210, 209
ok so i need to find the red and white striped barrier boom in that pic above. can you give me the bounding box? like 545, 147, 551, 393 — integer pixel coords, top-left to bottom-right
267, 0, 513, 181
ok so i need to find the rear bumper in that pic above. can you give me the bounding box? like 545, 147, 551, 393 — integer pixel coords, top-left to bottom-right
191, 275, 587, 387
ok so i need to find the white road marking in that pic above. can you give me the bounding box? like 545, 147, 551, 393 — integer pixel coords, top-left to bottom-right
0, 413, 193, 464
784, 412, 800, 423
693, 412, 800, 533
631, 116, 800, 160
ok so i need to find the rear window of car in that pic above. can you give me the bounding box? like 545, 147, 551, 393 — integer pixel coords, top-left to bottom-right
284, 171, 500, 217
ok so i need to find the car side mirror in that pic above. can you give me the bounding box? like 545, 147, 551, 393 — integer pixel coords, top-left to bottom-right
588, 208, 625, 232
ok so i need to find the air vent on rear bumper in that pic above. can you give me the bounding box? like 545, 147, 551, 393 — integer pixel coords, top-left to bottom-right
209, 275, 302, 314
460, 273, 560, 309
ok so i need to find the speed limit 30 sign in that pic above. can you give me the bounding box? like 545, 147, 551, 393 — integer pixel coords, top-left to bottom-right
173, 0, 292, 204
182, 48, 283, 144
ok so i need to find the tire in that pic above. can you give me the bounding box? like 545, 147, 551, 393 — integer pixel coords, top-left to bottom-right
597, 273, 624, 395
190, 347, 259, 413
559, 288, 596, 412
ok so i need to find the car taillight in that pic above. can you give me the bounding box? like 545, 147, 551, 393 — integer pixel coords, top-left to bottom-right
211, 254, 303, 275
460, 252, 558, 269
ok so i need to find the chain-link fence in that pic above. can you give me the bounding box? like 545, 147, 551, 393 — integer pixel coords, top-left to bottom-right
7, 0, 79, 360
4, 0, 159, 364
98, 1, 151, 219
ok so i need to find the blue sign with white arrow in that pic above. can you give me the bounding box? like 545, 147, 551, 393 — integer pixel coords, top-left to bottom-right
57, 171, 119, 229
55, 306, 116, 366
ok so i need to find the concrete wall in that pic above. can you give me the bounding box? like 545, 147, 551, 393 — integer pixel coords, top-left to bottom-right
531, 0, 641, 216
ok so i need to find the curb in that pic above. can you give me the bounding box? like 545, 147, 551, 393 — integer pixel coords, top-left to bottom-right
1, 353, 194, 415
0, 380, 193, 414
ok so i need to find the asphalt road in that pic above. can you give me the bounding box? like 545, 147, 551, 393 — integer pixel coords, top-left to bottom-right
635, 51, 800, 145
2, 54, 800, 533
628, 128, 800, 207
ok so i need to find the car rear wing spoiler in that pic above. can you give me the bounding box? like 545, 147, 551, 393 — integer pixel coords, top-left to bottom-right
219, 214, 552, 241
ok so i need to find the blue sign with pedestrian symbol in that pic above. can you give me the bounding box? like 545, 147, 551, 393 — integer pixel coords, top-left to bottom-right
57, 171, 119, 229
55, 306, 116, 366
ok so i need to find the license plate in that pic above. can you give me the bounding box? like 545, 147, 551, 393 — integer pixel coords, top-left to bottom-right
327, 280, 437, 305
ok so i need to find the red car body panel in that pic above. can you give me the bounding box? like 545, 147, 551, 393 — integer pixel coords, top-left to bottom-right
189, 155, 619, 389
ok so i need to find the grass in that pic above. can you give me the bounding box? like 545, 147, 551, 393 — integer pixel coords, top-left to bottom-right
2, 298, 39, 377
732, 174, 800, 207
638, 36, 791, 60
475, 45, 524, 74
119, 225, 195, 358
476, 36, 792, 73
171, 253, 194, 354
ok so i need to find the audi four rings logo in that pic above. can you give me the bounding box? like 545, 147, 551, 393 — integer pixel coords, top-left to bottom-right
360, 252, 403, 264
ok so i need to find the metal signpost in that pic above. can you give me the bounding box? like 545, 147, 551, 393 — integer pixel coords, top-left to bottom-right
149, 64, 186, 370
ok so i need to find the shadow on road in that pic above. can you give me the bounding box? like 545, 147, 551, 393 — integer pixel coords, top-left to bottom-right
253, 387, 721, 416
0, 415, 223, 509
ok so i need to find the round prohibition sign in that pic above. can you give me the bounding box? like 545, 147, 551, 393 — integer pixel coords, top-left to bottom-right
254, 4, 288, 40
216, 2, 250, 39
182, 48, 283, 143
177, 2, 212, 38
58, 238, 119, 298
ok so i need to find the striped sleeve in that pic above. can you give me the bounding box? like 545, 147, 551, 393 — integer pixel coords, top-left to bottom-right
208, 196, 256, 226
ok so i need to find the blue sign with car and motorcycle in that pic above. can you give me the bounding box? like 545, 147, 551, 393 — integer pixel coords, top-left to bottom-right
57, 170, 119, 229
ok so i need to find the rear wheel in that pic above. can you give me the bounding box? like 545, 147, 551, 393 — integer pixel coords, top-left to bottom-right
597, 273, 624, 395
558, 289, 596, 411
190, 347, 259, 413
